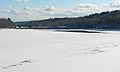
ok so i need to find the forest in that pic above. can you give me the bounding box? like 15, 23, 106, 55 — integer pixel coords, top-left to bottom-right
2, 10, 120, 30
0, 18, 15, 28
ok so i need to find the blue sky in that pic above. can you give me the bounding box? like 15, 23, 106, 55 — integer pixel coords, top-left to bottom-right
0, 0, 119, 21
0, 0, 112, 8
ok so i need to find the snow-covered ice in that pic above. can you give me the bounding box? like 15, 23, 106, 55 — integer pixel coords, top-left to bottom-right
0, 29, 120, 72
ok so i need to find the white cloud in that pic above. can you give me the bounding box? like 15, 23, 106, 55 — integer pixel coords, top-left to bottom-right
110, 0, 120, 7
73, 2, 120, 15
43, 6, 63, 11
16, 0, 29, 3
2, 6, 41, 16
75, 4, 96, 8
44, 7, 57, 11
2, 8, 18, 15
1, 1, 120, 21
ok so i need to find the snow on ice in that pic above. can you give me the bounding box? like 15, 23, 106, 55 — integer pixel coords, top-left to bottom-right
0, 29, 120, 72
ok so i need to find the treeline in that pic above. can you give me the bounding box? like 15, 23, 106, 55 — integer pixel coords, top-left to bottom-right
0, 18, 15, 28
15, 10, 120, 30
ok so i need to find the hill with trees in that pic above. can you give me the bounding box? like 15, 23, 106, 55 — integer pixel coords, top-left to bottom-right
15, 10, 120, 30
0, 18, 15, 28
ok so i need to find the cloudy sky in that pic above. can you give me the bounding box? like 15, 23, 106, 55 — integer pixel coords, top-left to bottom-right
0, 0, 120, 21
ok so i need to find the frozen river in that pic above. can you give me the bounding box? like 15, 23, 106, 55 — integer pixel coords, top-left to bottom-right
0, 29, 120, 72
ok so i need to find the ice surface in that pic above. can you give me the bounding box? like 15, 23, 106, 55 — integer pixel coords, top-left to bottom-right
0, 29, 120, 72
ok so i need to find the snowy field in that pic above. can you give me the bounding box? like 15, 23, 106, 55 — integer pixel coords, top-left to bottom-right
0, 29, 120, 72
